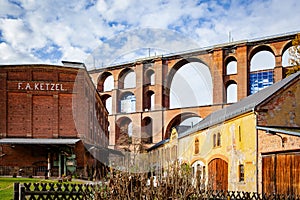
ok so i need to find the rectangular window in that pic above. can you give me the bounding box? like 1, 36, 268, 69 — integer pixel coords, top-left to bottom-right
239, 164, 245, 182
249, 70, 273, 94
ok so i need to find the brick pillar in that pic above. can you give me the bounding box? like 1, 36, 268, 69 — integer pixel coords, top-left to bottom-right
108, 116, 116, 146
135, 63, 143, 112
132, 113, 142, 143
274, 54, 283, 82
111, 71, 119, 114
236, 45, 248, 100
212, 48, 224, 104
153, 60, 163, 110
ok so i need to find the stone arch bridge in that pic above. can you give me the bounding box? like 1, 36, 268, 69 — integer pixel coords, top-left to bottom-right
88, 32, 297, 148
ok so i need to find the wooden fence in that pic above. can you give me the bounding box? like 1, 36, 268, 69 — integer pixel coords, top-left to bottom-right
14, 182, 300, 200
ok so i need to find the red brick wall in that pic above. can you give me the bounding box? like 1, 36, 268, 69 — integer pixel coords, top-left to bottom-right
0, 64, 109, 176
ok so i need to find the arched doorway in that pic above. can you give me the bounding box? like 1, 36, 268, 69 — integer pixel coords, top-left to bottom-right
208, 158, 228, 191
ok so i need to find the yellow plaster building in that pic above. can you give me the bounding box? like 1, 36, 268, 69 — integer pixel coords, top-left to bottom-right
148, 71, 300, 194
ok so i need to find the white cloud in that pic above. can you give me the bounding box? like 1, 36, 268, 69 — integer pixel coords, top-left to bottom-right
0, 0, 299, 65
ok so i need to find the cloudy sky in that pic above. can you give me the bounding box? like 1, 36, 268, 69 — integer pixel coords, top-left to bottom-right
1, 0, 300, 69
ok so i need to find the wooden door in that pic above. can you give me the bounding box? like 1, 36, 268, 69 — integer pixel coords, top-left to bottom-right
262, 153, 300, 195
208, 158, 228, 191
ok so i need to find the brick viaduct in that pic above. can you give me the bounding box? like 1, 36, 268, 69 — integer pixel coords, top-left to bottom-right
88, 32, 297, 149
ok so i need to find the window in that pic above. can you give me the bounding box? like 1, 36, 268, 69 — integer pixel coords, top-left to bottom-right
249, 70, 273, 94
226, 60, 237, 75
195, 138, 199, 154
239, 164, 244, 182
213, 133, 221, 147
213, 134, 216, 147
217, 133, 221, 147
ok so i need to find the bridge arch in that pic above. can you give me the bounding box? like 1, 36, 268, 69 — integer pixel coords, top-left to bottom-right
115, 116, 133, 146
166, 57, 212, 109
281, 40, 294, 67
118, 68, 136, 89
97, 71, 113, 92
249, 45, 276, 72
248, 44, 276, 61
164, 112, 202, 139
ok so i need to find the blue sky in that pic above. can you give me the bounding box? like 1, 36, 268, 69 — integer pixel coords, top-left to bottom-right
0, 0, 300, 69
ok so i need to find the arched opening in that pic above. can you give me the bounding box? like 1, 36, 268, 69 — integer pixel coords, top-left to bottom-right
165, 113, 202, 139
118, 68, 136, 89
168, 59, 212, 109
141, 117, 153, 144
145, 69, 155, 85
103, 75, 114, 92
192, 160, 205, 188
119, 92, 136, 113
208, 158, 228, 191
226, 81, 237, 103
101, 94, 112, 114
105, 96, 112, 114
116, 117, 133, 145
282, 41, 295, 67
249, 47, 275, 94
225, 57, 237, 75
144, 90, 155, 111
250, 49, 275, 72
97, 72, 113, 92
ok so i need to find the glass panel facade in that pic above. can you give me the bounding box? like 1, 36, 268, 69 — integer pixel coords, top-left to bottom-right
249, 70, 273, 95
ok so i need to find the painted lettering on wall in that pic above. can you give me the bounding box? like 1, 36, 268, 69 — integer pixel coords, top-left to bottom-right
17, 82, 66, 91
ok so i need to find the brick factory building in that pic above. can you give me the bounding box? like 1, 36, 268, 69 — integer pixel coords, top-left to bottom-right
0, 62, 110, 179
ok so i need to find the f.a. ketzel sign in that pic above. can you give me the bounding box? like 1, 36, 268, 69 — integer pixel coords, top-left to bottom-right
17, 82, 66, 91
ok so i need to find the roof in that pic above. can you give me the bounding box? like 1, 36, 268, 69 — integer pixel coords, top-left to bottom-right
147, 139, 170, 151
179, 71, 300, 138
0, 138, 80, 145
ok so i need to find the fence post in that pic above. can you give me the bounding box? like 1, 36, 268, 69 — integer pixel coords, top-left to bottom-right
13, 182, 19, 200
20, 184, 25, 200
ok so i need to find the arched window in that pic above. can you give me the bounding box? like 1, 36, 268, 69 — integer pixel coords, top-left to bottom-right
213, 133, 221, 147
195, 138, 199, 154
226, 58, 237, 75
217, 133, 221, 147
144, 90, 155, 111
119, 92, 136, 113
226, 82, 237, 103
213, 134, 216, 147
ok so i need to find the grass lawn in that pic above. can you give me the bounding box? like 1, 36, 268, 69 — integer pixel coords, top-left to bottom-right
0, 177, 86, 200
